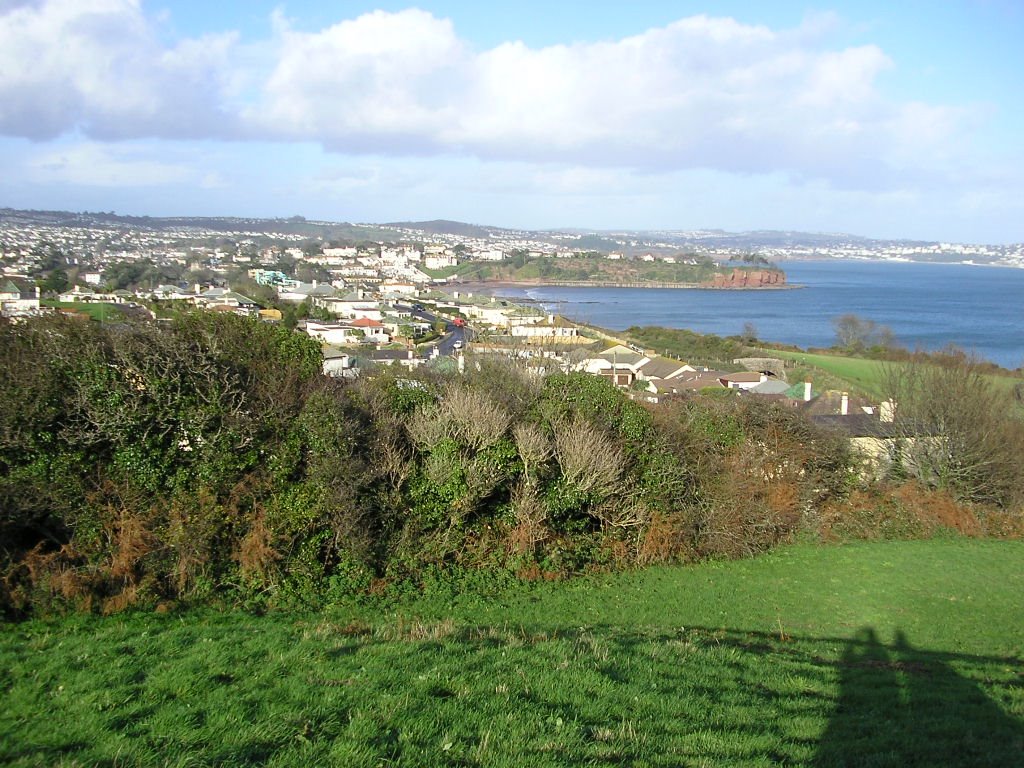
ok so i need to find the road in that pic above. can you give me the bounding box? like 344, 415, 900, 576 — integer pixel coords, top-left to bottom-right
397, 303, 469, 357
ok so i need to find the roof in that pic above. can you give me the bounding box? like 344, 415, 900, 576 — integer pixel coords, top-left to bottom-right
351, 317, 384, 328
812, 414, 898, 438
802, 391, 875, 417
638, 357, 690, 379
720, 371, 767, 383
666, 373, 728, 391
597, 350, 647, 367
321, 346, 351, 360
368, 349, 420, 361
749, 380, 792, 395
221, 291, 259, 305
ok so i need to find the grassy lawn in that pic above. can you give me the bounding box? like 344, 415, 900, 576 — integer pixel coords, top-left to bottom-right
764, 349, 892, 396
766, 348, 1022, 400
42, 301, 126, 322
2, 539, 1022, 766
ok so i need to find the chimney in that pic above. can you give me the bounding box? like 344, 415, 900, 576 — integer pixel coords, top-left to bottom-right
880, 399, 896, 423
548, 314, 555, 324
407, 349, 413, 359
803, 381, 812, 402
357, 288, 363, 300
759, 373, 768, 383
840, 392, 849, 416
312, 280, 317, 288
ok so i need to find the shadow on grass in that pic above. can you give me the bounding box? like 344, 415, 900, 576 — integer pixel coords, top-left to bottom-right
813, 627, 1024, 767
433, 622, 1024, 765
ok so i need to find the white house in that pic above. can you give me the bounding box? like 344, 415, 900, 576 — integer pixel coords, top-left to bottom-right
425, 252, 458, 270
0, 281, 40, 317
304, 322, 363, 346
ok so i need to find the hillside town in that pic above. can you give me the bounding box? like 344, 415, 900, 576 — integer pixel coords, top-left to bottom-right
1, 208, 909, 486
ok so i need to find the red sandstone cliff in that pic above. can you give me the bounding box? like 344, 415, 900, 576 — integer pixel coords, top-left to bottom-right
704, 268, 786, 288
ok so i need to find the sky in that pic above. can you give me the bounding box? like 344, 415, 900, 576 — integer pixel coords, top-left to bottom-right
0, 1, 1022, 243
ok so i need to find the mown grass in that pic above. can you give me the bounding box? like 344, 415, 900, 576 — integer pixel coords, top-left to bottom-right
766, 348, 1022, 400
2, 539, 1022, 766
764, 349, 892, 396
41, 301, 126, 323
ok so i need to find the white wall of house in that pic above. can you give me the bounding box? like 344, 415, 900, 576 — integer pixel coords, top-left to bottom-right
305, 322, 360, 345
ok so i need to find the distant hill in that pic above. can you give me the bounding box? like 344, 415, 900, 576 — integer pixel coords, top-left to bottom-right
383, 219, 501, 238
2, 207, 1019, 267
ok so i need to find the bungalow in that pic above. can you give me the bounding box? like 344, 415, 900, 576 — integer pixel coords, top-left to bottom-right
811, 401, 902, 478
660, 372, 729, 393
0, 280, 40, 317
304, 321, 363, 346
322, 347, 354, 378
277, 281, 337, 304
582, 345, 651, 386
509, 315, 583, 343
319, 291, 380, 319
200, 291, 261, 317
366, 348, 429, 370
719, 371, 773, 390
636, 356, 696, 381
59, 286, 104, 303
350, 317, 390, 344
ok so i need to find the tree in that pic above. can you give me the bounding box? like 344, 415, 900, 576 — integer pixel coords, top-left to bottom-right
882, 354, 1024, 508
832, 314, 895, 354
42, 269, 68, 294
740, 322, 759, 345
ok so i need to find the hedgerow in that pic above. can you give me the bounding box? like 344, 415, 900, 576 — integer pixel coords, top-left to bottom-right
1, 314, 1017, 617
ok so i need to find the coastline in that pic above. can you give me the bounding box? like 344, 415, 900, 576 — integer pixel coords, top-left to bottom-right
449, 279, 802, 292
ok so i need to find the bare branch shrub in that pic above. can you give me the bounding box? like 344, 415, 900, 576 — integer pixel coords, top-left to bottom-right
513, 423, 552, 482
441, 385, 511, 450
553, 417, 624, 502
507, 481, 549, 554
592, 493, 651, 530
883, 355, 1024, 508
406, 406, 456, 448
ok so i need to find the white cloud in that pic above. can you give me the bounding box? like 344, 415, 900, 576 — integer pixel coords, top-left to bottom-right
248, 9, 969, 189
0, 3, 989, 192
0, 0, 237, 139
28, 142, 203, 186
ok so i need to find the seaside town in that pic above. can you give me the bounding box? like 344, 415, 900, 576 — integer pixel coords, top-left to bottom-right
1, 208, 910, 466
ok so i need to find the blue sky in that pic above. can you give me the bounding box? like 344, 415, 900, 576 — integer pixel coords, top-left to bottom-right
1, 1, 1022, 243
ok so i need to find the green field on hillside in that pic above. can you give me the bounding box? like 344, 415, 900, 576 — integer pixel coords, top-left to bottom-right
41, 300, 127, 322
767, 348, 1023, 400
765, 349, 892, 396
2, 539, 1022, 767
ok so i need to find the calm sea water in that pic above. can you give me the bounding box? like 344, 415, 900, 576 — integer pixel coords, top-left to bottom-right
488, 261, 1024, 369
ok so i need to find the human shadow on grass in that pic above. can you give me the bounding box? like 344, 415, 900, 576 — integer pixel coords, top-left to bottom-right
812, 627, 1024, 767
412, 623, 1023, 766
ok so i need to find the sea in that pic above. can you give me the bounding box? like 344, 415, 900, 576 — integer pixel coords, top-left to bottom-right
483, 260, 1024, 370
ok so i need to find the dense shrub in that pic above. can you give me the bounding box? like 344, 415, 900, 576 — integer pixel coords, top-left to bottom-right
2, 315, 1017, 618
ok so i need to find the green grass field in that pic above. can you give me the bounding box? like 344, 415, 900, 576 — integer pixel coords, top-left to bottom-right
41, 301, 126, 323
765, 349, 893, 396
2, 539, 1022, 766
766, 348, 1022, 400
